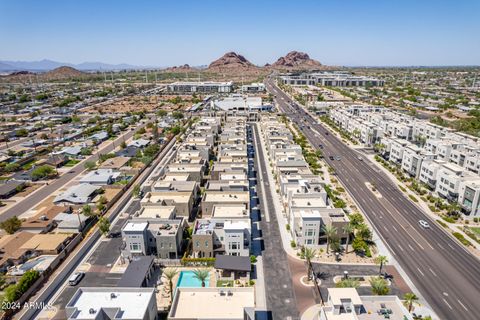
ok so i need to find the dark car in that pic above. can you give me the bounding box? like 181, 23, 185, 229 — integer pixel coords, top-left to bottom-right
329, 156, 334, 160
325, 131, 329, 135
319, 144, 323, 149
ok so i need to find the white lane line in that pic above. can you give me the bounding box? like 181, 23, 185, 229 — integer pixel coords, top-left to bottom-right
443, 298, 453, 310
392, 225, 398, 232
447, 243, 454, 250
398, 245, 404, 252
437, 243, 445, 250
416, 267, 425, 276
371, 212, 377, 217
408, 244, 415, 251
384, 226, 389, 233
457, 299, 469, 311
429, 268, 437, 277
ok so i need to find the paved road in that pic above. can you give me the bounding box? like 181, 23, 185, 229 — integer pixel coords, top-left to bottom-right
266, 78, 480, 320
251, 123, 315, 320
0, 125, 144, 222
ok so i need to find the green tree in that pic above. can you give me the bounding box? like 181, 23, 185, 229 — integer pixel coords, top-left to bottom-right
84, 161, 96, 171
157, 109, 168, 117
374, 255, 388, 275
192, 269, 210, 287
303, 247, 317, 280
0, 216, 22, 234
403, 292, 419, 312
172, 111, 184, 119
98, 216, 110, 235
82, 205, 94, 217
369, 277, 390, 295
322, 224, 337, 254
348, 213, 364, 229
133, 184, 141, 198
31, 165, 55, 180
120, 141, 127, 149
163, 268, 178, 304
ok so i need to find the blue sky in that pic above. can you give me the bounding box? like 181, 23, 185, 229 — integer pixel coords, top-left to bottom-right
0, 0, 479, 66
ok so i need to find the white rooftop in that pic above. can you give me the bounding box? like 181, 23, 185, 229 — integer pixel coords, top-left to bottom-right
66, 287, 155, 320
123, 222, 148, 232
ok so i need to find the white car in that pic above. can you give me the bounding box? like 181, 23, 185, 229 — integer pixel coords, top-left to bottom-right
418, 220, 430, 229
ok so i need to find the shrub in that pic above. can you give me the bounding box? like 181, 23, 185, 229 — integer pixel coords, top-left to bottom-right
286, 224, 290, 231
250, 255, 257, 264
408, 195, 418, 202
452, 232, 472, 247
290, 240, 297, 248
474, 218, 479, 223
398, 185, 407, 192
436, 220, 448, 228
442, 216, 456, 223
180, 257, 216, 266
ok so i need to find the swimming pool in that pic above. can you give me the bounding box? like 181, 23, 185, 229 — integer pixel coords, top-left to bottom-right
176, 271, 210, 288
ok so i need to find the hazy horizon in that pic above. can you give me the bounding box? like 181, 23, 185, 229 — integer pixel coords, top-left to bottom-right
1, 0, 479, 67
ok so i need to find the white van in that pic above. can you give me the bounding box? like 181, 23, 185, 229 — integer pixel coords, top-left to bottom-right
69, 272, 85, 286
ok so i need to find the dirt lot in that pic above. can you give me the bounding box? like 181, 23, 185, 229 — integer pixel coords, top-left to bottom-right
83, 94, 201, 113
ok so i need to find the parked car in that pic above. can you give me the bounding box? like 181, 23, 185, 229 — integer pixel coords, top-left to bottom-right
69, 272, 85, 286
329, 156, 334, 160
335, 156, 341, 161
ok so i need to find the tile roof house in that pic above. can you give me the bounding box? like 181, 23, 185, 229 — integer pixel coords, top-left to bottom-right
0, 231, 36, 271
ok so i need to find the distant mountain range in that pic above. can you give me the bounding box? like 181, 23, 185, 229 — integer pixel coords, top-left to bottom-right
0, 59, 148, 72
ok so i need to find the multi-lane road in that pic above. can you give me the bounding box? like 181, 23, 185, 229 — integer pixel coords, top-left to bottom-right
266, 78, 480, 320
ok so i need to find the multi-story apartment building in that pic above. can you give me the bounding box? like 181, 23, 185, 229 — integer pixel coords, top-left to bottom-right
192, 218, 251, 257
167, 81, 233, 93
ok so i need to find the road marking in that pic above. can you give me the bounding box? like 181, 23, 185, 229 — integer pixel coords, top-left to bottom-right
437, 243, 445, 250
384, 226, 389, 232
416, 267, 424, 276
371, 212, 377, 217
392, 225, 398, 232
447, 243, 454, 250
408, 244, 415, 251
398, 245, 404, 252
457, 299, 469, 311
443, 298, 453, 310
429, 268, 437, 277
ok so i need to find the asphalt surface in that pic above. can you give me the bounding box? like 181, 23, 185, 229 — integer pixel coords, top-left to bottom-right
0, 125, 144, 222
250, 123, 304, 320
266, 78, 480, 320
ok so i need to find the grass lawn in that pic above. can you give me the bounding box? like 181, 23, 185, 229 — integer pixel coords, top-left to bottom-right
22, 159, 36, 170
216, 280, 233, 287
64, 159, 81, 167
469, 227, 480, 237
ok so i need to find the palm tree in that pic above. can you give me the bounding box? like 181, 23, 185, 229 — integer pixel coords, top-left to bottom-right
403, 292, 419, 312
369, 277, 389, 295
322, 224, 337, 254
163, 268, 178, 304
192, 269, 209, 287
343, 224, 355, 254
303, 247, 317, 280
375, 255, 388, 275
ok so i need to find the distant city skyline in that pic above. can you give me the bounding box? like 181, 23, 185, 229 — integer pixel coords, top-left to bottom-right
1, 0, 479, 67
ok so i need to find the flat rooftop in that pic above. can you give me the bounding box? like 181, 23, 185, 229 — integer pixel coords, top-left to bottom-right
212, 205, 248, 218
138, 206, 176, 219
203, 191, 249, 203
123, 221, 148, 232
169, 287, 254, 320
66, 287, 155, 319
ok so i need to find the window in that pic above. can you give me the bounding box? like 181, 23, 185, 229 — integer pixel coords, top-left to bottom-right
205, 241, 209, 247
130, 243, 141, 252
196, 241, 200, 248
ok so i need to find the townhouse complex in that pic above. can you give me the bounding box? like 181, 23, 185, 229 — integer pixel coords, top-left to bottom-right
121, 114, 253, 261
329, 105, 480, 218
280, 72, 384, 87
259, 115, 350, 247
